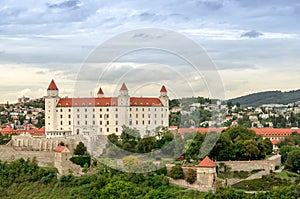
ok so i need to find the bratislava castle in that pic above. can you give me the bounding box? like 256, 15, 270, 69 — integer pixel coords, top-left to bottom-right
45, 80, 169, 138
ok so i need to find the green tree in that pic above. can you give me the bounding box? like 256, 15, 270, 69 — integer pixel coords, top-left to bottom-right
285, 149, 300, 173
169, 165, 184, 179
185, 168, 197, 184
74, 142, 87, 155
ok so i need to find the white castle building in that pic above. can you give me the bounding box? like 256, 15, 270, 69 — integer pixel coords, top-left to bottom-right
45, 80, 169, 138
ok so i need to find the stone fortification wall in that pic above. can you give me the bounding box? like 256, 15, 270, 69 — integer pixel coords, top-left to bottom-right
0, 145, 54, 167
216, 155, 281, 172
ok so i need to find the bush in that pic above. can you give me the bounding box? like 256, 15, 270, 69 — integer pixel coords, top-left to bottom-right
185, 169, 197, 184
70, 156, 91, 167
169, 165, 184, 179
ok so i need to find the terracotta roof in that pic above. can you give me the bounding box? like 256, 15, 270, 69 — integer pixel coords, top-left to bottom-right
250, 128, 300, 137
97, 87, 104, 95
57, 97, 164, 107
160, 85, 167, 92
130, 97, 163, 106
197, 156, 216, 167
54, 146, 66, 152
0, 127, 45, 136
47, 80, 58, 90
271, 140, 280, 145
120, 83, 128, 91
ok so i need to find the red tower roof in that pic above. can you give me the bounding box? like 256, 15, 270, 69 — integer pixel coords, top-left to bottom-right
97, 87, 104, 95
160, 85, 167, 92
197, 156, 216, 167
120, 83, 128, 91
47, 80, 58, 90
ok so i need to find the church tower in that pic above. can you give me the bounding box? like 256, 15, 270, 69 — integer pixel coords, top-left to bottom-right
45, 80, 60, 138
159, 85, 169, 107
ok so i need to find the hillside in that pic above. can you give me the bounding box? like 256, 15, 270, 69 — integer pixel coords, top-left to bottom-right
229, 90, 300, 107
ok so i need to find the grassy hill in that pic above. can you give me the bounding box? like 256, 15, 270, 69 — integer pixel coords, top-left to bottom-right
229, 90, 300, 107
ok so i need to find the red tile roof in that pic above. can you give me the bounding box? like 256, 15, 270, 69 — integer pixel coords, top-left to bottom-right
97, 87, 104, 95
130, 97, 163, 106
120, 83, 128, 91
54, 146, 66, 152
250, 128, 300, 137
271, 140, 280, 145
47, 80, 58, 90
56, 97, 164, 107
197, 156, 216, 167
160, 85, 167, 92
0, 127, 45, 137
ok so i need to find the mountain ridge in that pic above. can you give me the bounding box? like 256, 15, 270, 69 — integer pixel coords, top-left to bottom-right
228, 89, 300, 107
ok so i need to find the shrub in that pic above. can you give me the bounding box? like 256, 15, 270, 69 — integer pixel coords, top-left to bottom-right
185, 169, 197, 184
169, 165, 184, 179
70, 156, 91, 167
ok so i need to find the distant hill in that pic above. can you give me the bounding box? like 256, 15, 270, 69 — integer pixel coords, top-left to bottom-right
229, 90, 300, 107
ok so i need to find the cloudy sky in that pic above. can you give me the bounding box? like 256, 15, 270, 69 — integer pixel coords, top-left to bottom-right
1, 0, 300, 103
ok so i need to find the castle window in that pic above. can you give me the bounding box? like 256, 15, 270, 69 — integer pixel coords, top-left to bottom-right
136, 121, 138, 125
93, 114, 95, 118
77, 121, 80, 125
154, 120, 157, 125
100, 108, 102, 111
69, 121, 71, 125
115, 114, 118, 118
60, 109, 62, 112
136, 108, 138, 111
85, 108, 87, 112
100, 121, 102, 125
148, 121, 150, 125
93, 108, 95, 112
93, 121, 95, 125
130, 108, 132, 111
76, 129, 79, 135
100, 114, 102, 118
85, 114, 87, 118
142, 121, 144, 125
85, 121, 87, 125
148, 108, 150, 111
68, 114, 71, 118
142, 114, 144, 118
107, 121, 109, 125
69, 109, 71, 112
155, 114, 157, 118
161, 114, 163, 117
161, 108, 163, 111
129, 120, 132, 126
116, 121, 118, 125
148, 114, 150, 118
142, 108, 144, 111
61, 121, 63, 125
60, 115, 63, 119
161, 121, 163, 125
107, 128, 109, 132
115, 108, 118, 111
116, 128, 118, 132
136, 114, 138, 118
129, 114, 132, 118
106, 108, 109, 112
77, 109, 79, 112
77, 115, 79, 118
